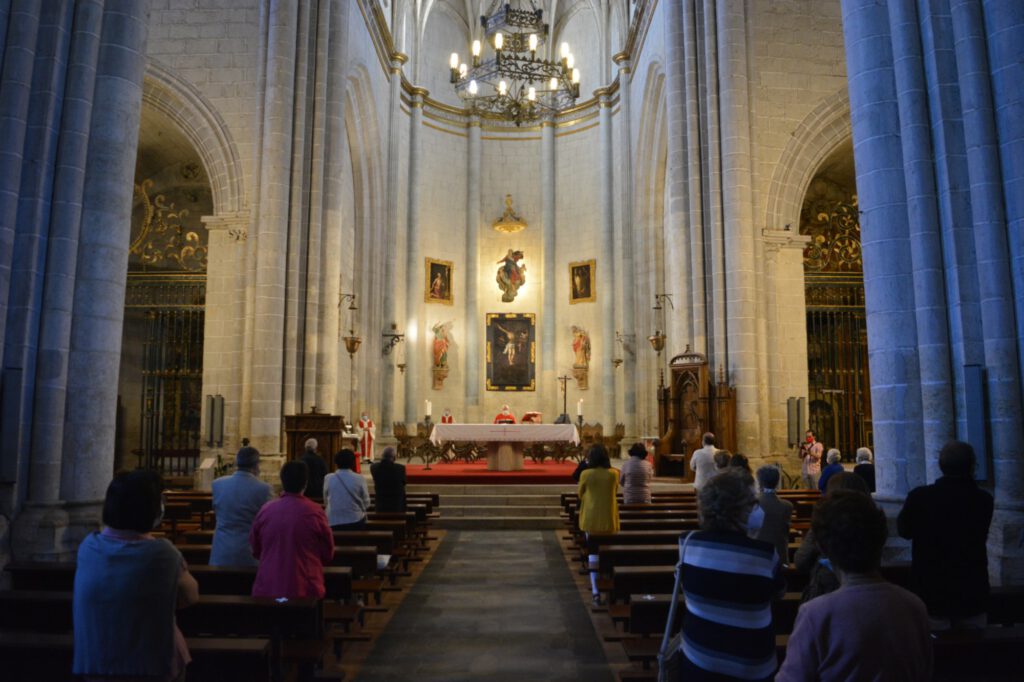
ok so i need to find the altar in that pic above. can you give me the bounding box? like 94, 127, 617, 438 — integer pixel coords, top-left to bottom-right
428, 423, 580, 471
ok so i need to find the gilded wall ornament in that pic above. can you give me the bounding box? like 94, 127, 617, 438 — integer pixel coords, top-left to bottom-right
492, 194, 527, 233
131, 179, 208, 272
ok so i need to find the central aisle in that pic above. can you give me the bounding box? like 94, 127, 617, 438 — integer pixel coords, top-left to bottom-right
356, 530, 614, 681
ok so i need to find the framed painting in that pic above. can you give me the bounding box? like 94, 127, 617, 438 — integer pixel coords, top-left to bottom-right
486, 313, 536, 391
425, 257, 454, 304
569, 259, 596, 304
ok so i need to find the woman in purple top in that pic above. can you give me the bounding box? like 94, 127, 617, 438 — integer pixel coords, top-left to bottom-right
619, 442, 653, 504
776, 491, 932, 681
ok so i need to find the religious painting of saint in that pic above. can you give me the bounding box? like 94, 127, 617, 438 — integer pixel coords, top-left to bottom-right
569, 259, 595, 304
425, 257, 454, 304
485, 313, 536, 391
496, 249, 526, 302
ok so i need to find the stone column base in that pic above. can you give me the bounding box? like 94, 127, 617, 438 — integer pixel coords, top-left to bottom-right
11, 501, 75, 562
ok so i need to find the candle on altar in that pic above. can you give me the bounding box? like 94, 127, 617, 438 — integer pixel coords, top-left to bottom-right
577, 399, 583, 416
425, 400, 432, 417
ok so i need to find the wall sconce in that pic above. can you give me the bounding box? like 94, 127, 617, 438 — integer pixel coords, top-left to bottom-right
382, 323, 405, 355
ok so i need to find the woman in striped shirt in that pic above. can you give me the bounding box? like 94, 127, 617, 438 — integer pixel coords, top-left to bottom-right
677, 468, 785, 681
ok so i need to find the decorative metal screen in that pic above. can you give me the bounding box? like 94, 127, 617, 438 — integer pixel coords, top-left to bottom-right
802, 192, 872, 458
125, 274, 205, 475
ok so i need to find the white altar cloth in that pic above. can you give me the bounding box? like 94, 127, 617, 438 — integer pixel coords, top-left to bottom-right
428, 423, 580, 471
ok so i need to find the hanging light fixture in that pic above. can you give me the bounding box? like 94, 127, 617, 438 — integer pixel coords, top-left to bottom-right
448, 1, 581, 126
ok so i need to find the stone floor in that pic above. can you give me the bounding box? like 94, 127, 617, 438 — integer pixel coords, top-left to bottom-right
355, 530, 614, 681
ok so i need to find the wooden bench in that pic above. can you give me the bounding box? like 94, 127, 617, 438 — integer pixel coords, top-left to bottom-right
0, 630, 272, 682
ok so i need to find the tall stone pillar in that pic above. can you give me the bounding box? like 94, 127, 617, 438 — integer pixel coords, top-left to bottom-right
681, 0, 707, 354
59, 0, 151, 538
614, 54, 637, 437
716, 0, 760, 453
597, 89, 617, 426
199, 212, 251, 458
380, 52, 408, 436
540, 116, 556, 419
404, 88, 426, 424
463, 114, 481, 416
249, 0, 298, 454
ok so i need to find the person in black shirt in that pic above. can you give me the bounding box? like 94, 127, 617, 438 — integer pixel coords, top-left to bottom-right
371, 446, 407, 512
897, 441, 993, 630
853, 447, 876, 492
300, 437, 328, 501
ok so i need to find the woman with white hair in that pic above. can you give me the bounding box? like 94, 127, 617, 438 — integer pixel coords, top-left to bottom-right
817, 448, 844, 492
854, 447, 876, 492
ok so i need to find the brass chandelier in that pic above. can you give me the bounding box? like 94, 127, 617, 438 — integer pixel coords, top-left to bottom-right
449, 1, 581, 126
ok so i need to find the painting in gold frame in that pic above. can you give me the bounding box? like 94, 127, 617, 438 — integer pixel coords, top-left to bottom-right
485, 313, 536, 391
569, 259, 596, 304
425, 257, 454, 305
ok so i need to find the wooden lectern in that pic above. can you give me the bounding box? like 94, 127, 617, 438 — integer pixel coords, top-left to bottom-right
284, 409, 346, 471
656, 346, 736, 479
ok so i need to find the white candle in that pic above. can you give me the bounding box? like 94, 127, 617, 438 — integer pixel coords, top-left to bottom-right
577, 399, 583, 416
425, 400, 432, 417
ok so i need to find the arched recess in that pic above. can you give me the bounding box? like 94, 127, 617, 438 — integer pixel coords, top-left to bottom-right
341, 64, 387, 419
763, 87, 851, 231
633, 61, 667, 435
142, 60, 246, 216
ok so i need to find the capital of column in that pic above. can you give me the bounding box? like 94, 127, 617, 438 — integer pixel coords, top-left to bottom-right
761, 228, 810, 254
613, 51, 632, 75
594, 87, 613, 106
202, 210, 250, 241
468, 114, 481, 128
409, 87, 429, 106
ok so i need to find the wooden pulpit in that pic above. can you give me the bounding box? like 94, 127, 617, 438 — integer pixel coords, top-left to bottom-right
656, 346, 736, 479
284, 409, 346, 471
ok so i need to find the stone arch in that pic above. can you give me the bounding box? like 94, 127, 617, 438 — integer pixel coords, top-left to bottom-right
142, 59, 246, 215
763, 87, 851, 232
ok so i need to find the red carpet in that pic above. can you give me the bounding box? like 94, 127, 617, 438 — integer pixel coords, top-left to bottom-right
405, 460, 578, 485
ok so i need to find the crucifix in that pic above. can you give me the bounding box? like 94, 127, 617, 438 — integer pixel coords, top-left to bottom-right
557, 374, 571, 424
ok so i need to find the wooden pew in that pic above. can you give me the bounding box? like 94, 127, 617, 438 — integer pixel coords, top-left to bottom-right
0, 631, 271, 682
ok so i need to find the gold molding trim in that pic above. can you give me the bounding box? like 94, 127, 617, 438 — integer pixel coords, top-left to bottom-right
423, 120, 468, 138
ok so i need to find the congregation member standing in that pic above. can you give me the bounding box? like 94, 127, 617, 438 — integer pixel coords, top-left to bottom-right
250, 461, 335, 599
798, 430, 823, 489
371, 446, 407, 512
689, 432, 717, 490
210, 445, 273, 567
777, 491, 932, 681
74, 470, 199, 681
752, 465, 793, 567
325, 449, 371, 530
300, 437, 328, 502
675, 468, 784, 681
620, 442, 653, 504
853, 447, 876, 492
898, 441, 994, 630
817, 448, 844, 492
579, 444, 619, 606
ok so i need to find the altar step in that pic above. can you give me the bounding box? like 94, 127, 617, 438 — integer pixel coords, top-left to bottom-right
409, 483, 572, 530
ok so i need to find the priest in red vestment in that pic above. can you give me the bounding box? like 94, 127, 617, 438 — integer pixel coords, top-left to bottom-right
493, 405, 517, 424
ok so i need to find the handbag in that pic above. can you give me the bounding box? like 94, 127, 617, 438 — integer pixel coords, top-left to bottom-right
657, 531, 693, 682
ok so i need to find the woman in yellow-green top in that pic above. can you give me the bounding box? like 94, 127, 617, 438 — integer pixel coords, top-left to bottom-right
578, 444, 619, 605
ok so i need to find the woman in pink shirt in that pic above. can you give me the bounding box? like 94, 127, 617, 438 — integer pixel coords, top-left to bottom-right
249, 460, 335, 599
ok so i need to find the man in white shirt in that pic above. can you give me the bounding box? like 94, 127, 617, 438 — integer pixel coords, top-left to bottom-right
690, 432, 718, 490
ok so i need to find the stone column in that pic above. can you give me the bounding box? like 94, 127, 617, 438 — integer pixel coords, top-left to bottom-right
597, 89, 617, 426
249, 0, 298, 453
0, 0, 41, 364
60, 0, 150, 534
716, 0, 760, 453
841, 0, 926, 497
28, 0, 105, 509
199, 212, 250, 456
540, 115, 556, 418
762, 230, 811, 456
681, 0, 707, 354
614, 54, 637, 437
665, 0, 697, 355
463, 114, 481, 416
404, 88, 426, 424
886, 0, 955, 482
949, 0, 1024, 499
380, 52, 407, 436
701, 1, 727, 367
